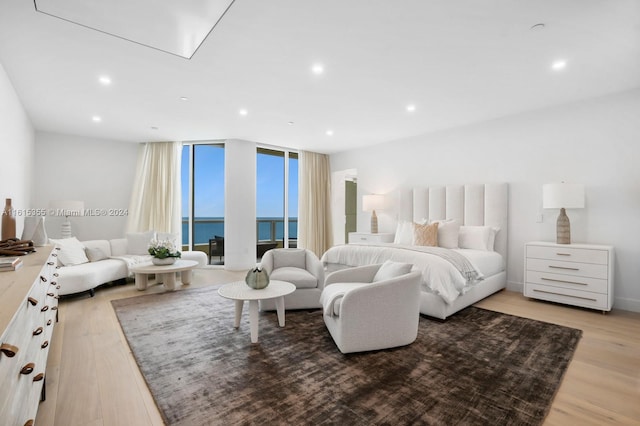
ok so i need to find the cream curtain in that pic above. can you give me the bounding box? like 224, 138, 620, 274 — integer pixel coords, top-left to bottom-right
298, 151, 333, 257
127, 142, 182, 240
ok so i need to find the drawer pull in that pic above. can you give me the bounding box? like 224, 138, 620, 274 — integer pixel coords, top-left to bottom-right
24, 420, 34, 426
47, 292, 55, 297
548, 265, 579, 271
541, 277, 588, 286
32, 327, 43, 336
533, 289, 597, 302
20, 363, 35, 375
41, 305, 49, 312
33, 373, 45, 382
50, 281, 57, 286
51, 306, 58, 311
0, 343, 19, 357
40, 276, 47, 283
27, 297, 38, 306
41, 340, 49, 349
556, 253, 571, 256
47, 261, 55, 266
47, 319, 52, 326
53, 273, 59, 277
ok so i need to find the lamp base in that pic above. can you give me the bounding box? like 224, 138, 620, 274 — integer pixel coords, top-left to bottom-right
556, 208, 571, 244
370, 210, 378, 234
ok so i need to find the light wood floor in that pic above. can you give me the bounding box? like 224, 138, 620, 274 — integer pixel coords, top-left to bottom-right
36, 269, 640, 425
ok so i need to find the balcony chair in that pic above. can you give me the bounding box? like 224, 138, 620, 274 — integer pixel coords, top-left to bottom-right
320, 262, 422, 353
208, 235, 224, 264
259, 248, 324, 310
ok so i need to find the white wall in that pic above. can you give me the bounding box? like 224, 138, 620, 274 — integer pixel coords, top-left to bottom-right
0, 61, 34, 238
330, 89, 640, 312
224, 139, 257, 270
33, 132, 139, 240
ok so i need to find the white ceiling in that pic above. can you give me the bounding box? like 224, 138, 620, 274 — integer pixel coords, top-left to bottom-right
1, 0, 639, 154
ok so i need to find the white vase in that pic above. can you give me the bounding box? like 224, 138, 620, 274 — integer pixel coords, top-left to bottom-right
152, 257, 176, 266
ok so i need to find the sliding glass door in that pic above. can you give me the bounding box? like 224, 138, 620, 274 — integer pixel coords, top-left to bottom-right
256, 148, 298, 250
181, 142, 225, 263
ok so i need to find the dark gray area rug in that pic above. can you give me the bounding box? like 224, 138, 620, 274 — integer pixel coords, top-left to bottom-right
111, 286, 582, 426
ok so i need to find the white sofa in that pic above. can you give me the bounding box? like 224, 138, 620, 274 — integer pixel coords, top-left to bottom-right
55, 237, 207, 297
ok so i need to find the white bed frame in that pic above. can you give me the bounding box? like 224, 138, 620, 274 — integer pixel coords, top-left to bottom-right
412, 183, 508, 319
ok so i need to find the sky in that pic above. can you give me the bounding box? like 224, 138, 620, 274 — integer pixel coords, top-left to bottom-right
181, 144, 298, 218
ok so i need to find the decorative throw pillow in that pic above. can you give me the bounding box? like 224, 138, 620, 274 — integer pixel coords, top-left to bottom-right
413, 222, 438, 247
49, 237, 89, 266
430, 219, 460, 249
126, 230, 156, 255
85, 247, 108, 262
273, 249, 306, 270
458, 226, 498, 251
372, 260, 413, 282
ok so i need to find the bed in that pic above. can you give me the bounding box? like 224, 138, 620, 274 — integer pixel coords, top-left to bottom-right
321, 183, 508, 319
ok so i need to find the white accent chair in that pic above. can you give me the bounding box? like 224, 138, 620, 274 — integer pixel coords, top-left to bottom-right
258, 248, 325, 310
320, 263, 422, 354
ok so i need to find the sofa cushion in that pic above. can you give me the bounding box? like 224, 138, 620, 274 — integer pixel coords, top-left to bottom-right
126, 231, 155, 255
273, 249, 306, 270
57, 258, 129, 296
49, 237, 89, 266
85, 247, 109, 262
372, 260, 413, 282
83, 240, 112, 261
270, 267, 318, 289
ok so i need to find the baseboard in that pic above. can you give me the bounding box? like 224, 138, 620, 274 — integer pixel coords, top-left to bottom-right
614, 297, 640, 313
506, 280, 523, 293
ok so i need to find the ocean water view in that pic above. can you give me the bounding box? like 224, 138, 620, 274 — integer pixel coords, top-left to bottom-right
182, 217, 298, 245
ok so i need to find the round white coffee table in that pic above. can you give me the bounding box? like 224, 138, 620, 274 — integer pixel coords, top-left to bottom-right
130, 259, 199, 291
218, 280, 296, 343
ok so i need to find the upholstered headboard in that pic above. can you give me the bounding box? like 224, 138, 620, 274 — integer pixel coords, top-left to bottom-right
412, 183, 508, 260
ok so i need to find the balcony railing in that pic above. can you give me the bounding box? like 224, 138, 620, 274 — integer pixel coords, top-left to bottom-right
181, 217, 298, 253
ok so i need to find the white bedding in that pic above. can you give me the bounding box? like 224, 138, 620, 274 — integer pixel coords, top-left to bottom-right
321, 243, 505, 305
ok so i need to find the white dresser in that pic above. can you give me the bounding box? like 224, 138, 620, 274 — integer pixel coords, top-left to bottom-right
524, 241, 614, 312
348, 232, 394, 244
0, 247, 59, 425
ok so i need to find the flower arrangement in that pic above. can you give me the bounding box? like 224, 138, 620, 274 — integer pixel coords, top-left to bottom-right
148, 238, 181, 259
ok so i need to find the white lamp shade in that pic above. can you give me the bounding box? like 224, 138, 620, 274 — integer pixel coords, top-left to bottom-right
362, 194, 384, 212
542, 184, 585, 209
49, 200, 85, 216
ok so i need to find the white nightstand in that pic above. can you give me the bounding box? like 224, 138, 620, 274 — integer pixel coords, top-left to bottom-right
524, 241, 614, 312
348, 232, 394, 244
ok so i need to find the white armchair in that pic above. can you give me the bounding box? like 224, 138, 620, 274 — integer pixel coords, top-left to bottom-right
259, 248, 325, 310
320, 263, 422, 353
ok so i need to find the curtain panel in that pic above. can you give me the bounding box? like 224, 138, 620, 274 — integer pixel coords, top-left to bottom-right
298, 151, 333, 257
127, 142, 182, 241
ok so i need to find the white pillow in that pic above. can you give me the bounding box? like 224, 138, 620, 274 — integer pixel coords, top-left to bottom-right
393, 221, 413, 245
126, 230, 156, 255
430, 219, 460, 249
49, 237, 89, 266
372, 260, 413, 282
458, 226, 499, 251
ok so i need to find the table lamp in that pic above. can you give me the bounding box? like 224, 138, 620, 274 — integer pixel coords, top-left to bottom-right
363, 194, 384, 234
542, 183, 585, 244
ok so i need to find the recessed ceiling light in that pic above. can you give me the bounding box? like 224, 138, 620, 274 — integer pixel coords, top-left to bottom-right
551, 60, 567, 70
406, 104, 416, 112
92, 115, 102, 122
239, 108, 248, 116
98, 76, 111, 85
326, 129, 334, 136
311, 63, 324, 75
180, 96, 189, 101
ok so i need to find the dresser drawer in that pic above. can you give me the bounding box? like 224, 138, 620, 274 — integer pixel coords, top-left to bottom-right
348, 232, 394, 244
526, 258, 608, 280
524, 283, 608, 310
525, 270, 608, 294
526, 245, 608, 265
